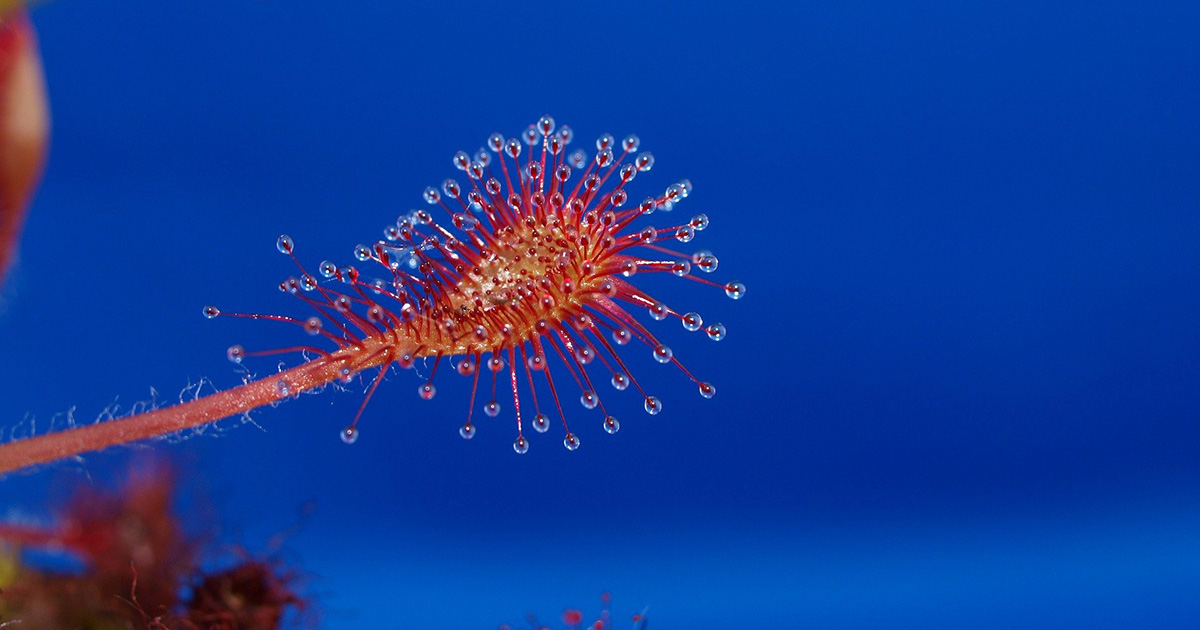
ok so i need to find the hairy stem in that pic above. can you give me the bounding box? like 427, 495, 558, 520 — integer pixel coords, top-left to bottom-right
0, 352, 355, 475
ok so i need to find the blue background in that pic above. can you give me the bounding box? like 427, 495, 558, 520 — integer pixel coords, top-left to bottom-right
2, 1, 1199, 627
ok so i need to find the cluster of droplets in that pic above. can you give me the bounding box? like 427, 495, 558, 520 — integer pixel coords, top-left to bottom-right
201, 115, 744, 455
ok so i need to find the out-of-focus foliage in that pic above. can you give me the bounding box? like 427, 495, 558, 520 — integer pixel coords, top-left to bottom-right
0, 465, 308, 629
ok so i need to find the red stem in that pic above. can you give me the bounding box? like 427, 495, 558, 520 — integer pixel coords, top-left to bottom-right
0, 348, 372, 475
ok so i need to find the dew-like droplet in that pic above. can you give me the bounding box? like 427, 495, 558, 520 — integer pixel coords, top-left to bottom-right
580, 390, 599, 410
725, 281, 746, 299
620, 261, 638, 277
319, 260, 337, 278
635, 152, 654, 172
706, 322, 727, 341
671, 260, 691, 276
418, 381, 436, 400
533, 413, 550, 433
611, 373, 630, 391
682, 312, 703, 331
276, 380, 292, 396
226, 344, 244, 364
276, 234, 294, 254
460, 423, 476, 440
456, 358, 476, 376
397, 351, 416, 369
622, 134, 640, 152
649, 302, 669, 321
202, 305, 220, 319
354, 244, 372, 261
484, 401, 501, 417
527, 353, 546, 371
513, 435, 529, 454
604, 416, 620, 434
563, 433, 581, 451
691, 214, 710, 231
699, 382, 716, 399
644, 396, 663, 415
612, 327, 632, 345
488, 132, 504, 152
340, 426, 359, 444
653, 344, 673, 363
304, 316, 323, 335
675, 226, 695, 243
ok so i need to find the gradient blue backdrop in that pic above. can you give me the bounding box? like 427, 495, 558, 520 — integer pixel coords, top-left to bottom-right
2, 1, 1199, 628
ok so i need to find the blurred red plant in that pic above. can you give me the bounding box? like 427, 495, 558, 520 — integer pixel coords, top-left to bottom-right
0, 462, 309, 629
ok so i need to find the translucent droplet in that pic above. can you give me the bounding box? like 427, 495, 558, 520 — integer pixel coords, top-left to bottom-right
453, 213, 479, 230
484, 401, 501, 417
488, 132, 504, 152
691, 214, 710, 231
527, 354, 546, 371
612, 328, 632, 345
276, 234, 294, 254
563, 433, 581, 451
538, 114, 555, 137
611, 373, 629, 391
300, 274, 318, 291
319, 260, 338, 278
725, 281, 746, 299
644, 396, 663, 415
699, 382, 716, 399
671, 261, 691, 276
653, 344, 673, 363
202, 305, 220, 319
354, 244, 372, 262
622, 134, 640, 152
456, 358, 476, 376
276, 380, 292, 396
533, 413, 550, 433
340, 426, 359, 444
513, 435, 529, 454
675, 226, 695, 243
397, 351, 416, 369
706, 322, 727, 341
488, 355, 505, 372
640, 227, 658, 243
226, 344, 244, 364
574, 346, 594, 365
649, 303, 669, 321
682, 312, 703, 331
603, 416, 620, 434
459, 423, 476, 440
696, 254, 719, 273
580, 390, 599, 410
304, 316, 322, 335
635, 151, 654, 172
418, 381, 436, 400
